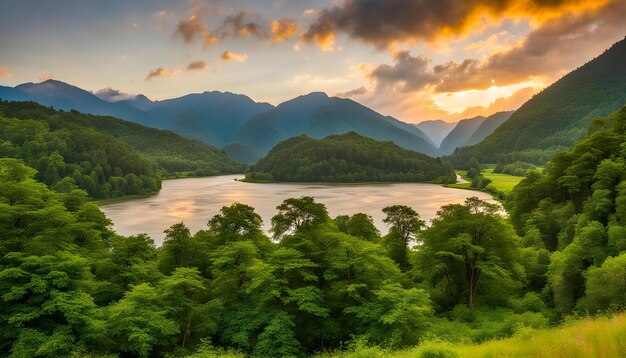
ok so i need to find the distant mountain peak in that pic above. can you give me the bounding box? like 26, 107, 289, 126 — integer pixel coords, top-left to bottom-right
296, 92, 330, 100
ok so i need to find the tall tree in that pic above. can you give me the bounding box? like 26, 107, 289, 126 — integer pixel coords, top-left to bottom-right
420, 197, 522, 309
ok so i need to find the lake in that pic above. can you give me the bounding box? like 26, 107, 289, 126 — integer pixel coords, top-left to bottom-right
100, 175, 495, 245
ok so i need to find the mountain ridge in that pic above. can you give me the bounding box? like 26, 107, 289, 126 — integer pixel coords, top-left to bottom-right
451, 36, 626, 165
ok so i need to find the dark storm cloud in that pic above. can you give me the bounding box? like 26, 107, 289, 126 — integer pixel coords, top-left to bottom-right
367, 0, 626, 93
303, 0, 612, 48
369, 51, 437, 92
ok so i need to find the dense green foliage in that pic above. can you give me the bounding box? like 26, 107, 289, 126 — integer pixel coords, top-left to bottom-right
452, 36, 626, 165
494, 161, 537, 176
4, 106, 626, 357
0, 103, 161, 199
508, 106, 626, 315
246, 132, 455, 183
0, 101, 245, 199
1, 157, 548, 357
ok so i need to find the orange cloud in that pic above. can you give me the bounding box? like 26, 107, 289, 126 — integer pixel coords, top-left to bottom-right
174, 15, 218, 48
271, 18, 299, 43
187, 60, 207, 71
448, 87, 537, 119
0, 66, 12, 78
146, 67, 181, 80
221, 51, 247, 62
366, 0, 626, 95
303, 0, 613, 49
301, 31, 335, 52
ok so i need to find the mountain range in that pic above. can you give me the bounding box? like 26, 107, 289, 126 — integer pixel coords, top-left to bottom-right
0, 80, 447, 162
452, 35, 626, 165
437, 111, 514, 155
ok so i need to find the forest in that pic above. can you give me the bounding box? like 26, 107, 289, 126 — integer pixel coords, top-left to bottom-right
0, 101, 245, 199
0, 157, 540, 357
1, 106, 626, 357
246, 132, 456, 183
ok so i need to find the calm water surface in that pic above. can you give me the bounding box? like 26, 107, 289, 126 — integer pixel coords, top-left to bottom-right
100, 175, 495, 245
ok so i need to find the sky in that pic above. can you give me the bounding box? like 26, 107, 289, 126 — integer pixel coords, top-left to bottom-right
0, 0, 625, 123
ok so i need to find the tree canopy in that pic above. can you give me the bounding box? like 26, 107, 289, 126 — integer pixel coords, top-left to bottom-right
246, 132, 455, 183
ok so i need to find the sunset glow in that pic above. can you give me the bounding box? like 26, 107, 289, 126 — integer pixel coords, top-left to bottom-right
0, 0, 624, 122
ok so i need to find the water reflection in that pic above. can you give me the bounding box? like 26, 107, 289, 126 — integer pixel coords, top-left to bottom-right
100, 175, 496, 245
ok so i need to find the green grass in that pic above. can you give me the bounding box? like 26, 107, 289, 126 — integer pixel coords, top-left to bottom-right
482, 168, 524, 193
447, 167, 524, 194
319, 312, 626, 358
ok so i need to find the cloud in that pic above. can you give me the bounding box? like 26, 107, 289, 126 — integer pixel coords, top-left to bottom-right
221, 51, 247, 62
0, 66, 12, 78
303, 0, 613, 49
367, 0, 626, 94
218, 11, 266, 38
187, 60, 207, 71
173, 4, 300, 47
94, 87, 137, 102
217, 11, 298, 43
449, 87, 537, 119
369, 51, 437, 92
335, 86, 368, 97
270, 18, 299, 43
146, 67, 181, 80
174, 15, 218, 48
174, 15, 205, 43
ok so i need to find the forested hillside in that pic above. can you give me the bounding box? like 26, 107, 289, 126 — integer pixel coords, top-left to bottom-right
452, 36, 626, 165
0, 101, 244, 198
438, 116, 486, 155
507, 105, 626, 314
3, 107, 626, 356
463, 111, 513, 147
0, 157, 549, 356
246, 132, 455, 183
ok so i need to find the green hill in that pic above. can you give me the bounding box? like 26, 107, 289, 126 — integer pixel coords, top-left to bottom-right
246, 131, 455, 183
0, 101, 245, 198
452, 36, 626, 165
508, 106, 626, 312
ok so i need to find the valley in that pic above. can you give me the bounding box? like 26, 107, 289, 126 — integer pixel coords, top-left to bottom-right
2, 2, 626, 357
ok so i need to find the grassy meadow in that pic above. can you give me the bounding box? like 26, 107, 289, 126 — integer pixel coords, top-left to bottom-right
319, 313, 626, 358
448, 167, 525, 195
